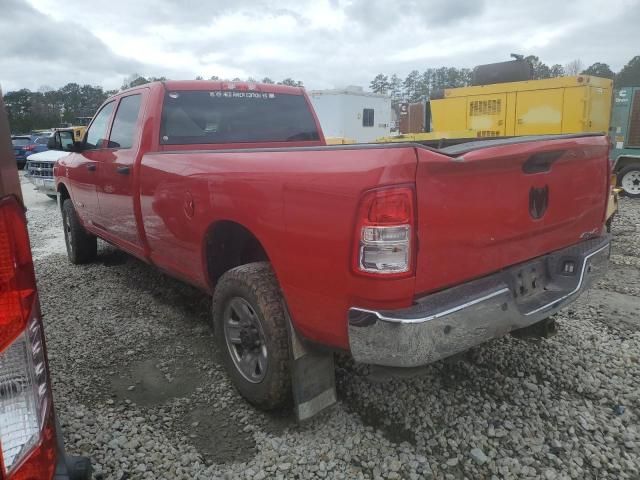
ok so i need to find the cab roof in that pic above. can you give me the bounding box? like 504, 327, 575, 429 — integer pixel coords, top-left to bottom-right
120, 80, 305, 96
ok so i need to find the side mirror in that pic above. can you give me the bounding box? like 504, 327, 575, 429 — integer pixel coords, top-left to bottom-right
72, 141, 85, 153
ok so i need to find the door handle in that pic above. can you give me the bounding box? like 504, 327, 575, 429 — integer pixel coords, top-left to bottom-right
86, 164, 96, 172
116, 166, 130, 175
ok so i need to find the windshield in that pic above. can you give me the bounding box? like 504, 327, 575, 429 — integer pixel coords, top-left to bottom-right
12, 138, 30, 146
160, 90, 320, 145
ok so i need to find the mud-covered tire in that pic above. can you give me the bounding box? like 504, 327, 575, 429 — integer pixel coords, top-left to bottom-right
212, 262, 291, 410
62, 199, 97, 264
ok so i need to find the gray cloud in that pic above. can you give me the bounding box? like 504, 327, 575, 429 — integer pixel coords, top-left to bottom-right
344, 0, 485, 29
2, 0, 639, 92
0, 0, 153, 90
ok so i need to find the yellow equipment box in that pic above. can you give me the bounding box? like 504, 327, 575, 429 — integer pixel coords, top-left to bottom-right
430, 75, 613, 138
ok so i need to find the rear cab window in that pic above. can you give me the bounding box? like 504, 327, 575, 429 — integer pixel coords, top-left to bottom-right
160, 90, 320, 145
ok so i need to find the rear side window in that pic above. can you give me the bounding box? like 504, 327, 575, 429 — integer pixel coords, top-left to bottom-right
160, 91, 320, 145
109, 94, 142, 149
86, 101, 115, 149
35, 137, 49, 145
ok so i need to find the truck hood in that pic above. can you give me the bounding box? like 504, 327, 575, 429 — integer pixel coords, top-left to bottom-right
26, 150, 71, 162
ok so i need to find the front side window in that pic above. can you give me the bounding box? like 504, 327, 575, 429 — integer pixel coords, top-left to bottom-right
108, 94, 142, 149
85, 101, 115, 150
160, 91, 320, 145
363, 108, 374, 127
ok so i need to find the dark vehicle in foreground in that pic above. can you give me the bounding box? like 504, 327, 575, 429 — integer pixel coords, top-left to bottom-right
1, 98, 91, 478
53, 80, 611, 419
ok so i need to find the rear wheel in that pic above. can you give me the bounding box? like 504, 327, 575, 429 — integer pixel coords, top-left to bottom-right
62, 199, 97, 264
618, 165, 640, 198
212, 262, 291, 410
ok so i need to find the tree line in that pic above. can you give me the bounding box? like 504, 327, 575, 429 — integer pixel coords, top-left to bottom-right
3, 74, 305, 134
4, 56, 639, 133
370, 55, 640, 102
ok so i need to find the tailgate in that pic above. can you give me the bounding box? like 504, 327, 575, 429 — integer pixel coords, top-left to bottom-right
414, 135, 609, 295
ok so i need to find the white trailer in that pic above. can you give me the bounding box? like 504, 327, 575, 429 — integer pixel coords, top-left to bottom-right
309, 86, 391, 143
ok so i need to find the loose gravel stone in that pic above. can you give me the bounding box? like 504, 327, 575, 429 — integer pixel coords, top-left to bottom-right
470, 447, 489, 465
20, 174, 640, 479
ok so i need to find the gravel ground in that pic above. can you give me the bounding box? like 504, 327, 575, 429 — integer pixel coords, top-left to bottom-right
21, 173, 640, 480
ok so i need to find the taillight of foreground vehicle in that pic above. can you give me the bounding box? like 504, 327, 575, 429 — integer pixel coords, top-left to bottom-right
0, 195, 57, 480
353, 186, 416, 276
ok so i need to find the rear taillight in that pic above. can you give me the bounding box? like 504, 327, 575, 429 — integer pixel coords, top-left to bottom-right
353, 186, 415, 276
0, 196, 56, 479
22, 146, 34, 152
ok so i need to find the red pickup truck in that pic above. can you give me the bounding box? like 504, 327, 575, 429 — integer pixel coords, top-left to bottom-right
53, 80, 610, 413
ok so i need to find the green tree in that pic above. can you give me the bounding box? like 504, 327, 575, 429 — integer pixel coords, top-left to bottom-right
581, 62, 615, 79
403, 70, 420, 102
4, 83, 111, 133
279, 78, 303, 87
417, 70, 432, 99
262, 77, 274, 84
525, 55, 551, 79
616, 56, 640, 87
370, 74, 390, 94
122, 74, 150, 90
459, 68, 472, 86
389, 74, 403, 101
550, 64, 565, 77
4, 89, 35, 132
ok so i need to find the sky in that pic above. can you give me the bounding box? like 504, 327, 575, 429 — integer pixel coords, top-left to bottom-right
1, 0, 639, 93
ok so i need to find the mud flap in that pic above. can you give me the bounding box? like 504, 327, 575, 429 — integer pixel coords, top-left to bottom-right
285, 310, 336, 422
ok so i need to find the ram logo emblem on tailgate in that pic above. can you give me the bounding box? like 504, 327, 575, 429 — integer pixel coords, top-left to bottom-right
529, 186, 549, 219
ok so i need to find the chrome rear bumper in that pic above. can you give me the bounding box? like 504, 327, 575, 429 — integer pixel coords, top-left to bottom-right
348, 236, 610, 367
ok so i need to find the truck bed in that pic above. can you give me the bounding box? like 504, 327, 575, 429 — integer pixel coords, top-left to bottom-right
139, 133, 609, 347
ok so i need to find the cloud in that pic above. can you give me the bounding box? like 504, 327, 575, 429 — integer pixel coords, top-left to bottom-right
0, 0, 154, 91
2, 0, 638, 93
343, 0, 485, 29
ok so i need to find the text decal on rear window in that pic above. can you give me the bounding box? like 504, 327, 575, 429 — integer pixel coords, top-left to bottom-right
207, 91, 276, 99
160, 91, 320, 145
